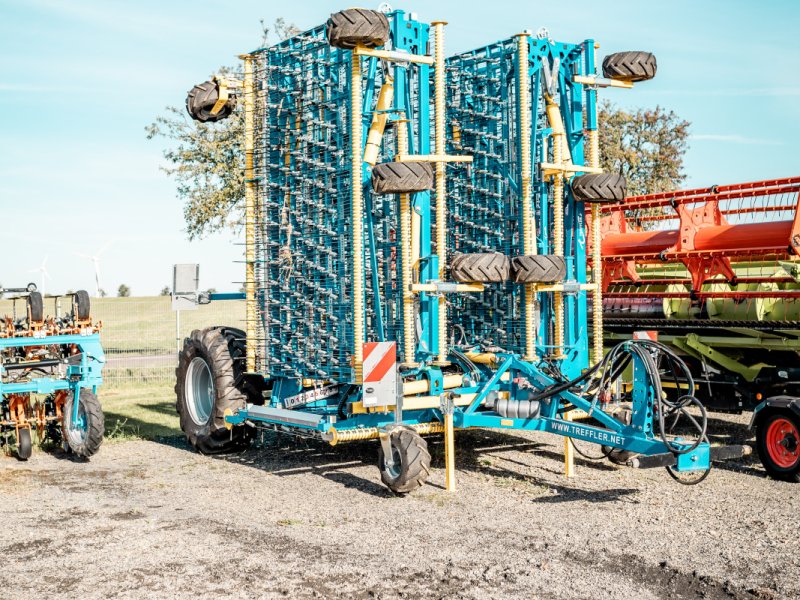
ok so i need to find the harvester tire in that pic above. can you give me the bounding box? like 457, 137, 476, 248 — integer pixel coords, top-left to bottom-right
756, 410, 800, 482
186, 81, 235, 123
378, 428, 431, 495
74, 290, 91, 320
16, 428, 32, 461
176, 327, 253, 454
571, 173, 627, 203
62, 389, 104, 458
450, 252, 510, 283
326, 8, 389, 50
372, 162, 434, 194
602, 51, 657, 82
27, 291, 43, 323
511, 255, 566, 284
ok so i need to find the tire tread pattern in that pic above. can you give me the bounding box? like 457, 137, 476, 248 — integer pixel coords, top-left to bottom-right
571, 173, 627, 203
175, 327, 252, 454
602, 51, 657, 82
378, 428, 431, 495
372, 162, 434, 194
511, 255, 566, 284
186, 81, 235, 123
450, 253, 510, 283
326, 9, 389, 49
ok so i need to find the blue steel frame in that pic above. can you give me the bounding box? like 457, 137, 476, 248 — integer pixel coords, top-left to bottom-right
222, 17, 711, 474
0, 333, 105, 424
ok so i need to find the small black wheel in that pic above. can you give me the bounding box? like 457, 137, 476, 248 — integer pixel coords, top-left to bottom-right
16, 428, 32, 461
571, 173, 627, 203
372, 162, 434, 194
603, 447, 636, 465
63, 389, 104, 458
186, 81, 235, 123
74, 290, 91, 320
27, 291, 43, 323
450, 252, 510, 283
176, 327, 254, 454
326, 8, 389, 50
511, 255, 566, 284
756, 410, 800, 482
378, 428, 431, 495
602, 51, 657, 82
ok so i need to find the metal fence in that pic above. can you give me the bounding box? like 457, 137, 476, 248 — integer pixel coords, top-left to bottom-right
0, 296, 245, 386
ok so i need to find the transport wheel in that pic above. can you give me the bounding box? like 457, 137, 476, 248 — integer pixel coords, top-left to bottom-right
27, 291, 43, 323
604, 448, 635, 465
511, 255, 566, 284
326, 8, 389, 50
62, 389, 104, 458
756, 411, 800, 482
571, 173, 627, 203
378, 428, 431, 495
450, 252, 510, 283
371, 162, 434, 194
602, 51, 657, 82
186, 81, 235, 123
16, 428, 32, 461
74, 290, 91, 320
176, 327, 254, 454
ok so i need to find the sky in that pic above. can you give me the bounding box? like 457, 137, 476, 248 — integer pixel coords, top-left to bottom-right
1, 0, 798, 296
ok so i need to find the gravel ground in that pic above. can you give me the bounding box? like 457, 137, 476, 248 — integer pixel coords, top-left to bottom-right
3, 411, 798, 600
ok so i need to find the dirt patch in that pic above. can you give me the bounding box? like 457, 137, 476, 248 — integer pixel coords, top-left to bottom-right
2, 411, 797, 599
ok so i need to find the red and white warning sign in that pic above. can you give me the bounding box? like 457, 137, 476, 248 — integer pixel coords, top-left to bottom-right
633, 330, 658, 341
362, 341, 397, 407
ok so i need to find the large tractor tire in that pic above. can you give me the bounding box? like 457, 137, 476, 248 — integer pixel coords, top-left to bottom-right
74, 290, 91, 320
372, 162, 434, 194
27, 291, 43, 323
511, 255, 566, 284
378, 428, 431, 495
186, 81, 235, 123
602, 51, 657, 82
756, 410, 800, 482
176, 327, 253, 454
450, 252, 510, 283
571, 173, 627, 203
62, 389, 104, 458
326, 8, 390, 50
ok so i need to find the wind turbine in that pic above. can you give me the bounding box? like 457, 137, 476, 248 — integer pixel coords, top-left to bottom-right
75, 241, 112, 298
29, 256, 51, 296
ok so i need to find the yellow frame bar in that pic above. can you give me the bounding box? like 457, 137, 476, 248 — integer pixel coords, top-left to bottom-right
410, 283, 485, 293
395, 154, 473, 163
353, 46, 434, 65
573, 75, 633, 89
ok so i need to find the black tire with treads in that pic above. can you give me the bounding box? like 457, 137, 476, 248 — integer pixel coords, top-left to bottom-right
372, 162, 434, 194
511, 255, 566, 284
378, 427, 431, 495
602, 51, 657, 82
326, 8, 389, 50
175, 327, 254, 454
74, 290, 91, 320
571, 173, 627, 203
450, 253, 510, 283
62, 389, 104, 458
16, 428, 32, 461
27, 292, 43, 323
186, 81, 235, 123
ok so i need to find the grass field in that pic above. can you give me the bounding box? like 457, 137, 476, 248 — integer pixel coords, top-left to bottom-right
0, 295, 245, 383
0, 295, 245, 353
102, 383, 181, 441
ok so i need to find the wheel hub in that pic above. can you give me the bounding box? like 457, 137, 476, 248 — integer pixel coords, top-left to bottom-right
186, 357, 215, 426
766, 417, 800, 468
